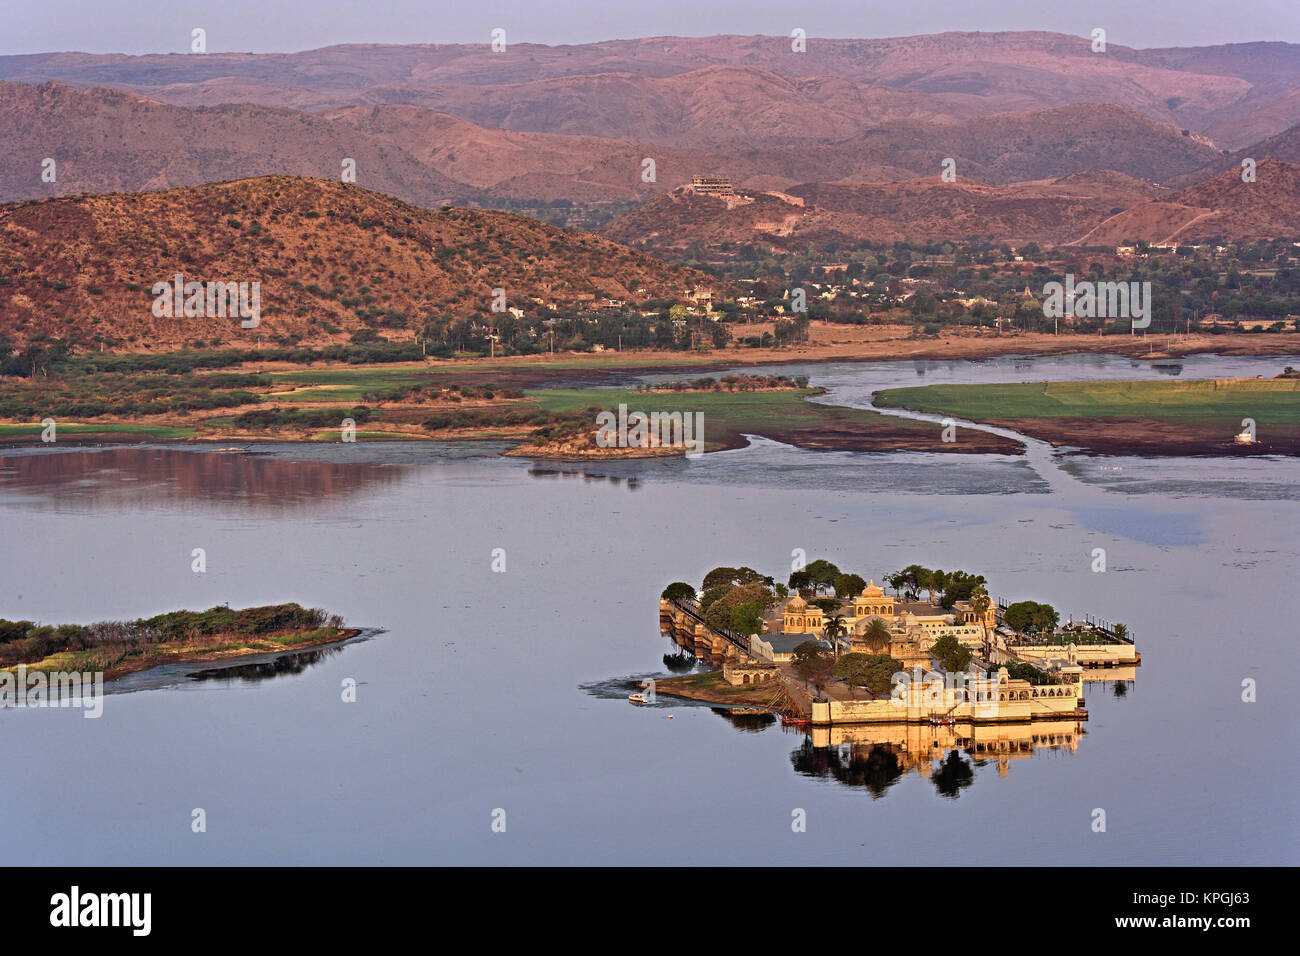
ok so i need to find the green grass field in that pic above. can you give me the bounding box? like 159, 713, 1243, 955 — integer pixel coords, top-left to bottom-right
529, 386, 934, 437
263, 353, 729, 391
873, 378, 1300, 424
0, 422, 196, 438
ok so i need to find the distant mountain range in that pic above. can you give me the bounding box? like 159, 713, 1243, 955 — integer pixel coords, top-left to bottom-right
2, 32, 1300, 248
5, 33, 1299, 147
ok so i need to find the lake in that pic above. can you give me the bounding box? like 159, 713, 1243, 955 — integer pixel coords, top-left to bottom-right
1, 351, 1297, 865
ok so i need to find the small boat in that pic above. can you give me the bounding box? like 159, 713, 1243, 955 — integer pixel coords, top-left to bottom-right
628, 693, 648, 705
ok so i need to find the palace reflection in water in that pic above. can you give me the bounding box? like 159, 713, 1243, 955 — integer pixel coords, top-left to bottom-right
792, 715, 1087, 798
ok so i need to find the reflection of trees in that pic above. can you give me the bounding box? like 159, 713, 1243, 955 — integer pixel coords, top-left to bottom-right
932, 750, 975, 799
663, 649, 696, 672
1112, 681, 1130, 698
0, 448, 407, 511
711, 708, 776, 733
790, 740, 904, 798
526, 468, 641, 490
186, 644, 345, 685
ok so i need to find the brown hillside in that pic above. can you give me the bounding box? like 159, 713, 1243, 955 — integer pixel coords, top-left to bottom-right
1, 82, 1218, 213
1071, 159, 1300, 245
0, 176, 723, 351
604, 173, 1165, 250
1171, 120, 1300, 187
0, 81, 478, 205
355, 65, 977, 147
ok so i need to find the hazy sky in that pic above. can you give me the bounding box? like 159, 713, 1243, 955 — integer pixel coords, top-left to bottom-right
2, 0, 1298, 56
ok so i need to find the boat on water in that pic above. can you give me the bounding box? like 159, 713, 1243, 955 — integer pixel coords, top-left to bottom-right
628, 693, 648, 705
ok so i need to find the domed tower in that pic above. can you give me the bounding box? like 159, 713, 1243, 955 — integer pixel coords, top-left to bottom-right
783, 594, 823, 634
852, 580, 896, 622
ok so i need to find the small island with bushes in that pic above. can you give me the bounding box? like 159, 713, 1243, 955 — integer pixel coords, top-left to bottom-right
0, 603, 360, 683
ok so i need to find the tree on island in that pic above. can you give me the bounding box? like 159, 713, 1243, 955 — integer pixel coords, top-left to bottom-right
1004, 600, 1059, 636
919, 567, 947, 604
833, 652, 904, 698
729, 600, 766, 638
886, 564, 927, 601
930, 635, 973, 673
833, 573, 866, 598
941, 571, 988, 608
1112, 623, 1129, 642
885, 565, 987, 607
661, 582, 697, 603
702, 567, 739, 591
788, 569, 814, 596
792, 640, 834, 697
803, 559, 841, 595
702, 566, 773, 592
703, 582, 775, 633
699, 584, 731, 612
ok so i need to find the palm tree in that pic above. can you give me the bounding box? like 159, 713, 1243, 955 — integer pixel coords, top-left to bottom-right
860, 618, 892, 655
824, 615, 848, 661
1112, 623, 1129, 642
970, 588, 992, 643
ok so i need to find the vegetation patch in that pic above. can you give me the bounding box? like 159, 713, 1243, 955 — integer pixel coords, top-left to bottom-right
0, 603, 356, 681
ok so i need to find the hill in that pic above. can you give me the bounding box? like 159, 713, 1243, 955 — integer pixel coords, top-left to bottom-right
0, 80, 727, 205
0, 81, 478, 205
1171, 120, 1300, 186
603, 172, 1165, 249
0, 176, 723, 350
1, 82, 1219, 222
1071, 159, 1300, 245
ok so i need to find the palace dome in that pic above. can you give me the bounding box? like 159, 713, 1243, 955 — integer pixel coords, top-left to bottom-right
859, 579, 885, 598
787, 595, 807, 610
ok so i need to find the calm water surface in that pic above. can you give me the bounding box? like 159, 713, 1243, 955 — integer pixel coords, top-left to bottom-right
1, 353, 1296, 864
